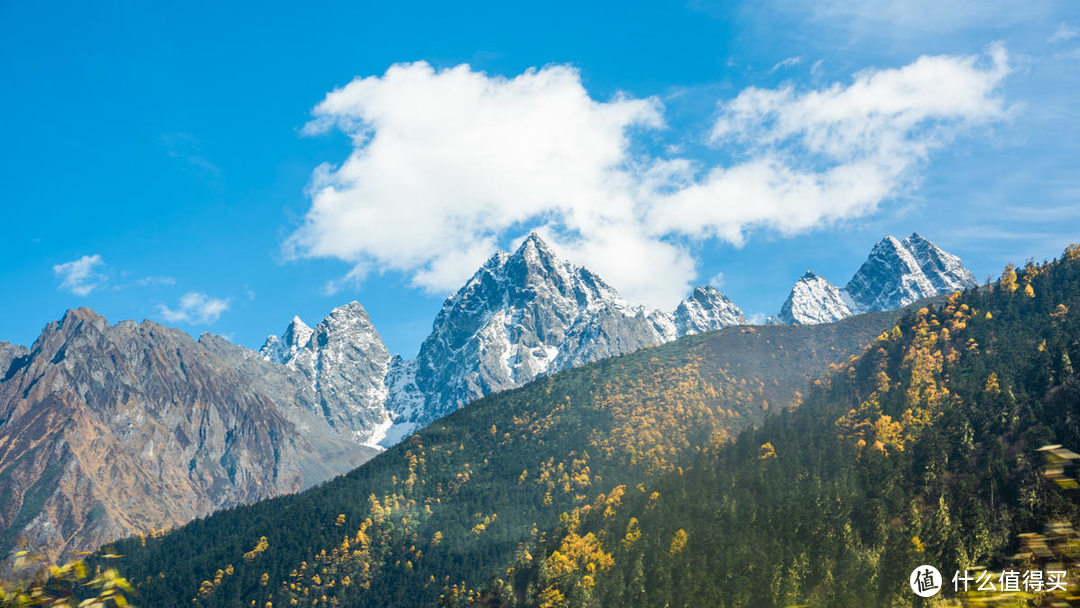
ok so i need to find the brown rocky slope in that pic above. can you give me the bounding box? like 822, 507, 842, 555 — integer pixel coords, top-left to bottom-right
0, 308, 377, 562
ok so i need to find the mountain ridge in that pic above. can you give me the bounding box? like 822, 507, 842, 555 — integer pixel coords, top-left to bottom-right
0, 231, 978, 565
0, 308, 377, 563
98, 293, 911, 608
260, 233, 750, 447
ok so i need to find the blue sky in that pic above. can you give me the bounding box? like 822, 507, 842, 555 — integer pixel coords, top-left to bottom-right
2, 0, 1078, 357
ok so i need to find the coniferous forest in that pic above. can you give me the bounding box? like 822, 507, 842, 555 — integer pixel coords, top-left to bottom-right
91, 301, 900, 607
491, 247, 1080, 607
86, 245, 1080, 607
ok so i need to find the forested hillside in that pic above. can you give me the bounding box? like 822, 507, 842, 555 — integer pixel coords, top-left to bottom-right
491, 246, 1080, 607
95, 307, 900, 607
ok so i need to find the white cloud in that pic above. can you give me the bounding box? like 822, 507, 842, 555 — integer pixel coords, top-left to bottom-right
53, 254, 106, 296
648, 44, 1010, 244
158, 292, 230, 325
1048, 22, 1079, 43
287, 51, 1010, 308
287, 61, 681, 306
770, 56, 804, 72
708, 272, 726, 289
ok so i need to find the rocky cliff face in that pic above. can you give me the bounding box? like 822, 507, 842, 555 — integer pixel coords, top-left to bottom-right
674, 286, 747, 336
779, 233, 977, 325
381, 235, 755, 440
259, 303, 392, 446
0, 309, 376, 562
0, 342, 27, 377
845, 233, 977, 312
256, 235, 750, 447
387, 234, 677, 435
778, 272, 852, 325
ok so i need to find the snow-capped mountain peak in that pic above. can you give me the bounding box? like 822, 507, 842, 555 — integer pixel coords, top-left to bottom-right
258, 232, 973, 447
259, 301, 391, 445
674, 285, 747, 336
899, 232, 977, 296
778, 271, 853, 325
263, 234, 753, 447
396, 234, 657, 428
778, 234, 977, 325
845, 233, 977, 312
259, 315, 314, 365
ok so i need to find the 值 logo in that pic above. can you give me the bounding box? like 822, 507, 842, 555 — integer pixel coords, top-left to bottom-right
910, 565, 942, 597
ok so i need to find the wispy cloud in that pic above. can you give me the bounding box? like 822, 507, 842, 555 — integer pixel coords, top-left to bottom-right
321, 264, 369, 296
53, 254, 107, 296
287, 50, 1011, 308
135, 275, 177, 287
158, 292, 230, 324
794, 0, 1048, 34
1048, 22, 1078, 43
770, 56, 804, 72
159, 133, 220, 177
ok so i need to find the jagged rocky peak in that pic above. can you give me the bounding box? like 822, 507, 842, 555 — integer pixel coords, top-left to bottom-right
500, 232, 626, 313
777, 233, 977, 325
35, 307, 112, 348
261, 302, 384, 366
899, 232, 978, 295
674, 285, 747, 336
391, 233, 672, 433
779, 271, 853, 325
261, 233, 753, 448
260, 315, 314, 364
259, 301, 392, 445
845, 233, 977, 312
421, 233, 630, 361
319, 301, 383, 342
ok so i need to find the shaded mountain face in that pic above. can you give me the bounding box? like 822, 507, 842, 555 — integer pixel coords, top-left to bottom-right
0, 342, 27, 377
259, 303, 391, 446
0, 309, 376, 563
779, 233, 977, 324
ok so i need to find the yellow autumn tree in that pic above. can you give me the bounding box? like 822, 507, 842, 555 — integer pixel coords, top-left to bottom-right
670, 529, 689, 555
1051, 303, 1069, 320
536, 530, 614, 608
759, 442, 777, 460
0, 554, 133, 608
1000, 264, 1019, 293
